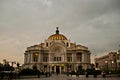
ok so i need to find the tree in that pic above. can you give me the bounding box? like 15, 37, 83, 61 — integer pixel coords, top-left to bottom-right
77, 65, 85, 75
4, 62, 14, 71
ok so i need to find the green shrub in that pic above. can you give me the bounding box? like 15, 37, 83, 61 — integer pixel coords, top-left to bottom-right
71, 71, 76, 75
20, 68, 40, 75
77, 69, 85, 75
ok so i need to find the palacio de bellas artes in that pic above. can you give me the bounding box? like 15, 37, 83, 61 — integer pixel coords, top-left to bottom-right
23, 27, 91, 74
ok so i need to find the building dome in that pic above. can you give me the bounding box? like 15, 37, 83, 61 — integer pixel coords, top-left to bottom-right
48, 34, 67, 40
48, 27, 67, 40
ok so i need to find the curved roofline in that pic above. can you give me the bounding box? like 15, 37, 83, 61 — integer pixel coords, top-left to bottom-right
48, 33, 68, 40
47, 27, 68, 40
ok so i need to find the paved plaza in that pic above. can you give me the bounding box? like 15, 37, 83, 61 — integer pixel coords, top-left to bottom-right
13, 74, 120, 80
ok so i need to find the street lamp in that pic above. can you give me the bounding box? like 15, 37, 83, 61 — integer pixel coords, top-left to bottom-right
111, 61, 114, 70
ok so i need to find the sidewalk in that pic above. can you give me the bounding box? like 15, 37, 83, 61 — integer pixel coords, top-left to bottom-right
13, 74, 120, 80
71, 74, 120, 78
16, 74, 120, 79
2, 74, 119, 80
106, 74, 120, 77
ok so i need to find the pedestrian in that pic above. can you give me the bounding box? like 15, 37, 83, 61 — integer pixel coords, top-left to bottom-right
101, 71, 106, 78
93, 70, 97, 78
85, 71, 88, 78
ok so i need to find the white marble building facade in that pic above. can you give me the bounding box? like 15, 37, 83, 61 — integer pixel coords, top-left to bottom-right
23, 28, 91, 73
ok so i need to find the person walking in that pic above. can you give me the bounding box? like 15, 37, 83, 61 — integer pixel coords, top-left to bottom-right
85, 71, 89, 78
101, 71, 106, 78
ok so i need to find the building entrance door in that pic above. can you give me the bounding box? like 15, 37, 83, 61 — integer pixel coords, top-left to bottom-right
56, 66, 60, 74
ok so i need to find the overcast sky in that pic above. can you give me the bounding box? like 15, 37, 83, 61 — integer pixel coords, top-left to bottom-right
0, 0, 120, 64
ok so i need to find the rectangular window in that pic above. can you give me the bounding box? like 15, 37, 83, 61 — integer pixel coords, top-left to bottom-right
77, 53, 82, 62
43, 53, 48, 62
58, 57, 61, 61
43, 57, 48, 62
67, 57, 72, 62
54, 57, 61, 61
54, 57, 56, 61
33, 57, 38, 62
57, 57, 59, 61
59, 57, 61, 61
67, 53, 72, 62
33, 53, 39, 62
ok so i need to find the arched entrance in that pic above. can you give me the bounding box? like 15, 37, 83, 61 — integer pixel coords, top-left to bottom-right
51, 64, 65, 73
50, 43, 66, 61
56, 66, 60, 74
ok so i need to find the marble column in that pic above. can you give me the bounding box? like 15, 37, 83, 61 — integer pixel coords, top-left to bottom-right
24, 54, 26, 64
54, 66, 56, 72
38, 53, 40, 62
49, 53, 50, 62
73, 53, 76, 62
82, 53, 84, 63
64, 53, 67, 62
60, 66, 61, 74
28, 53, 31, 63
31, 53, 33, 63
71, 53, 73, 62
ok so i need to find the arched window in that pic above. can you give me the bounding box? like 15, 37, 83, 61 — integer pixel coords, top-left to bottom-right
46, 42, 48, 47
67, 53, 72, 62
77, 52, 82, 62
66, 43, 69, 47
33, 53, 39, 62
43, 53, 48, 62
